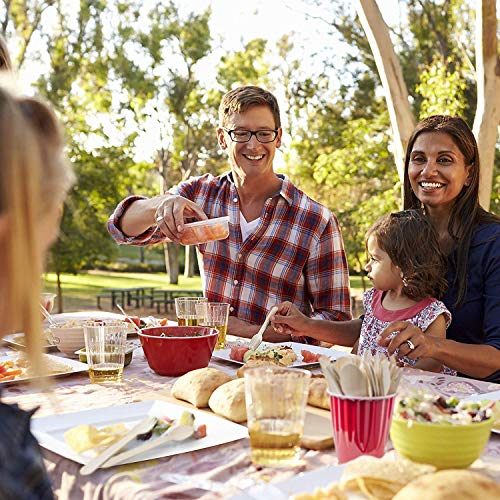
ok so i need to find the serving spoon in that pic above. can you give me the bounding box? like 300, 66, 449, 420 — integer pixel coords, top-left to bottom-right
116, 303, 141, 333
40, 304, 57, 327
248, 306, 279, 351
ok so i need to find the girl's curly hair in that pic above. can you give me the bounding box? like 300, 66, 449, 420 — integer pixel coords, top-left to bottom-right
366, 209, 448, 301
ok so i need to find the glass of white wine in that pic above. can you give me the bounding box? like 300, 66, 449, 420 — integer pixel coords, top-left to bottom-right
83, 323, 127, 383
244, 367, 311, 467
174, 296, 207, 326
195, 302, 230, 350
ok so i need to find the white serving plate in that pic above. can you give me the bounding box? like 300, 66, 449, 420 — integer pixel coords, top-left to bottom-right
32, 400, 248, 466
0, 353, 88, 385
231, 464, 356, 500
212, 341, 351, 368
45, 311, 143, 337
3, 332, 57, 351
464, 390, 500, 434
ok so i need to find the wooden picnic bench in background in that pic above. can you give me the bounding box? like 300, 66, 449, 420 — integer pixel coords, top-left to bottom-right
96, 286, 158, 310
151, 289, 204, 314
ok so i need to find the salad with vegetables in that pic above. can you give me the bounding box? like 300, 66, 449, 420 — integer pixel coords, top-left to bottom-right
395, 392, 496, 425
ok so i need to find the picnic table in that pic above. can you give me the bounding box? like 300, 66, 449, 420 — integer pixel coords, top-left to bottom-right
151, 289, 204, 313
96, 287, 158, 310
1, 326, 499, 499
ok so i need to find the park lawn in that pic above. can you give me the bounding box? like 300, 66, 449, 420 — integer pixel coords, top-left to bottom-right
42, 270, 203, 312
43, 270, 366, 312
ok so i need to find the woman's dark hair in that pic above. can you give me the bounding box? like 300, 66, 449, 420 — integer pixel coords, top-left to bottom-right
403, 115, 499, 306
366, 209, 448, 301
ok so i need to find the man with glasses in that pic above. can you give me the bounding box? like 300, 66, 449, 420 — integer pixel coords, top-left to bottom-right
108, 85, 351, 342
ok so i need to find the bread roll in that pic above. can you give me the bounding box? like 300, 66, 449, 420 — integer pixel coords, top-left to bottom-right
171, 367, 233, 408
392, 469, 500, 500
209, 378, 247, 422
307, 377, 330, 410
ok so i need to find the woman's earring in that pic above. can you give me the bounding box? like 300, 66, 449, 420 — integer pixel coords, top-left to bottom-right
400, 272, 408, 287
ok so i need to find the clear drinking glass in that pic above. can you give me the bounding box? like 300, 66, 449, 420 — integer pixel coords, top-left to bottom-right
196, 302, 230, 350
83, 324, 128, 383
244, 366, 311, 466
174, 297, 208, 326
40, 293, 57, 313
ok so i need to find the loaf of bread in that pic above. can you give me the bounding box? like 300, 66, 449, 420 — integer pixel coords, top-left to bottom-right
171, 367, 233, 408
307, 376, 330, 410
208, 378, 247, 423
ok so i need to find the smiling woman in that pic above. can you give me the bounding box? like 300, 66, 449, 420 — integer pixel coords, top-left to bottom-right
379, 115, 500, 382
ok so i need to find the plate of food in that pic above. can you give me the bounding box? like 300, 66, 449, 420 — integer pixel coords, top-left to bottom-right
212, 341, 351, 373
3, 331, 57, 351
231, 454, 437, 499
45, 312, 176, 337
32, 399, 248, 466
0, 353, 88, 384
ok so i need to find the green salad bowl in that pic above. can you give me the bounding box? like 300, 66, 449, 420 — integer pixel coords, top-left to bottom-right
390, 416, 494, 469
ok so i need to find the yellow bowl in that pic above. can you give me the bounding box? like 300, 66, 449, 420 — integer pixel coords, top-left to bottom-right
390, 416, 494, 469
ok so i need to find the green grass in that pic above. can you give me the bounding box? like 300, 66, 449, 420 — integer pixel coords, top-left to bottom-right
43, 270, 366, 312
42, 271, 203, 312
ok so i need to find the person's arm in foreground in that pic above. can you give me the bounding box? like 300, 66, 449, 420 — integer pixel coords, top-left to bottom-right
379, 322, 500, 379
272, 301, 361, 347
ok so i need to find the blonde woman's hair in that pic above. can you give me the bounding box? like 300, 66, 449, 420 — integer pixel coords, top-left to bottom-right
0, 85, 74, 377
0, 34, 13, 72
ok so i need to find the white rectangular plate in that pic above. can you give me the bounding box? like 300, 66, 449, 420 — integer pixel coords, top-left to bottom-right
464, 391, 500, 434
3, 333, 57, 351
212, 341, 351, 368
231, 464, 354, 500
32, 400, 248, 466
0, 353, 88, 385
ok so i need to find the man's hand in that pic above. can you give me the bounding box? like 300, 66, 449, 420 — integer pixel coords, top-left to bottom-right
155, 195, 208, 242
271, 301, 311, 337
227, 315, 291, 343
378, 321, 438, 360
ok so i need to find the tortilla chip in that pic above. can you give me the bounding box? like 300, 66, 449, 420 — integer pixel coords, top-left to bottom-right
292, 483, 347, 500
64, 423, 129, 454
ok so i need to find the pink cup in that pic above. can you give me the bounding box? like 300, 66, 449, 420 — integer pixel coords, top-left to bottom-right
328, 391, 396, 464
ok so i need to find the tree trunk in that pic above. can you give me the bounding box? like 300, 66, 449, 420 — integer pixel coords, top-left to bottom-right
164, 241, 179, 284
473, 0, 499, 210
56, 272, 63, 313
356, 0, 416, 193
139, 246, 145, 264
184, 245, 196, 277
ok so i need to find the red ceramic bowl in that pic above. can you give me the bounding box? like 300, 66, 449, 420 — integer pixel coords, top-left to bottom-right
138, 326, 218, 376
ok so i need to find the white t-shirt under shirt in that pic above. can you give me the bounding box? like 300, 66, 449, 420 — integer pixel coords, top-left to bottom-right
240, 212, 260, 242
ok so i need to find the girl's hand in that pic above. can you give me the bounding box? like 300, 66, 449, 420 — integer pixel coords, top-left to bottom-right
271, 301, 311, 337
378, 321, 437, 360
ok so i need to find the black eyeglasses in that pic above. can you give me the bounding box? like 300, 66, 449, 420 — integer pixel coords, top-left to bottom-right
223, 128, 278, 143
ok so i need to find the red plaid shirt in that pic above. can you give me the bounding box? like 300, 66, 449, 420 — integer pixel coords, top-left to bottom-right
108, 173, 351, 335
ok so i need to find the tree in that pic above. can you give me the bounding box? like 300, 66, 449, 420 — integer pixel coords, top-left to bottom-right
2, 1, 157, 310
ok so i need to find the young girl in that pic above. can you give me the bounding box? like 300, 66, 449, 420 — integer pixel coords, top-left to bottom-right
272, 209, 455, 374
0, 84, 75, 498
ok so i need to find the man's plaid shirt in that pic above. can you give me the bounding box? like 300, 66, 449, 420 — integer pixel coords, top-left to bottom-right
108, 172, 351, 332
